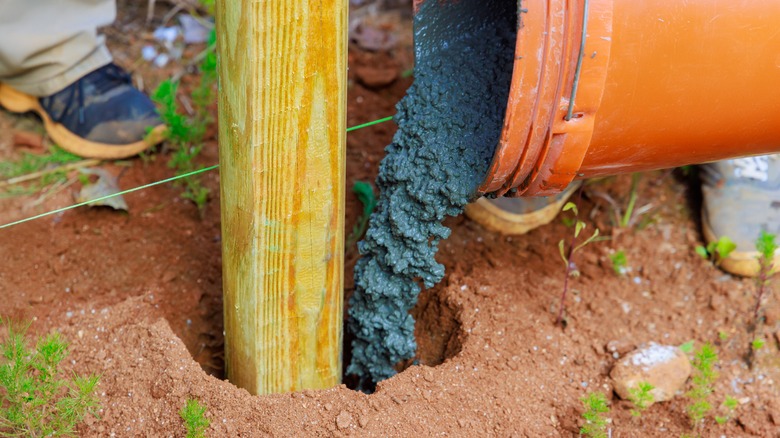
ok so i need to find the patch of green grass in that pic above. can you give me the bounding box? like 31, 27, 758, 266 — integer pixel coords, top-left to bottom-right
0, 146, 83, 197
151, 29, 217, 217
686, 343, 718, 432
580, 391, 609, 438
628, 381, 654, 417
0, 146, 81, 179
0, 320, 100, 437
180, 398, 210, 438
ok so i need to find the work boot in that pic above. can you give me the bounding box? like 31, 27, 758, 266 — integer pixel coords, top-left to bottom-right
0, 63, 165, 159
700, 155, 780, 277
464, 183, 581, 234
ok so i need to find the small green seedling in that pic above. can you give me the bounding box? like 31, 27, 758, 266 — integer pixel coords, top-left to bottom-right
753, 231, 777, 323
715, 395, 738, 425
0, 321, 101, 437
609, 250, 628, 276
346, 181, 377, 248
580, 391, 609, 438
685, 343, 718, 432
717, 331, 729, 342
180, 398, 210, 438
695, 236, 737, 266
628, 381, 654, 417
748, 231, 777, 365
556, 202, 600, 325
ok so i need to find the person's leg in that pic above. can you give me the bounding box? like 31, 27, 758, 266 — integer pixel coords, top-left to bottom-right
0, 0, 115, 96
701, 155, 780, 277
0, 0, 164, 159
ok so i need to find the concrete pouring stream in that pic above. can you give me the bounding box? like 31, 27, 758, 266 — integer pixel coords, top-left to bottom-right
348, 0, 517, 387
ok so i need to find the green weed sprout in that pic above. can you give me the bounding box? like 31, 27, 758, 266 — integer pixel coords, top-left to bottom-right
180, 398, 210, 438
628, 381, 654, 417
686, 342, 718, 432
695, 236, 737, 266
557, 202, 600, 325
753, 231, 777, 323
580, 391, 609, 438
0, 322, 100, 437
715, 395, 738, 425
609, 250, 628, 276
346, 181, 377, 248
751, 338, 765, 351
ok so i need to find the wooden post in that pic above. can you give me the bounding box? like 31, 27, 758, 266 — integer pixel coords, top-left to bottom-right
216, 0, 347, 394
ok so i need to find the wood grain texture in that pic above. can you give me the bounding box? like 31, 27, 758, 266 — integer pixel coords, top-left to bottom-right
216, 0, 347, 395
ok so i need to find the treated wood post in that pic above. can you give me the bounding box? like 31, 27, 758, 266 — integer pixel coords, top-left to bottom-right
216, 0, 347, 394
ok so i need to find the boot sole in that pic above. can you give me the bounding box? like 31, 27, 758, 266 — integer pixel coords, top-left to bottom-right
0, 83, 166, 160
464, 184, 579, 235
702, 214, 779, 277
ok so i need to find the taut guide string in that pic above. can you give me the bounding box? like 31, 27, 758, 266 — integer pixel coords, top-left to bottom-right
0, 116, 394, 230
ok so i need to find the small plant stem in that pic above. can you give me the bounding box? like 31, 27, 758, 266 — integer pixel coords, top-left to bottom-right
753, 268, 770, 323
620, 173, 640, 227
0, 159, 101, 188
557, 234, 577, 326
748, 268, 770, 367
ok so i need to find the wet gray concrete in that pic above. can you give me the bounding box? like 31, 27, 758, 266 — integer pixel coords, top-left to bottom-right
348, 0, 517, 387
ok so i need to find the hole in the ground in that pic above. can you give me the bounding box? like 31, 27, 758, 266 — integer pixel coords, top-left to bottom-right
411, 285, 463, 367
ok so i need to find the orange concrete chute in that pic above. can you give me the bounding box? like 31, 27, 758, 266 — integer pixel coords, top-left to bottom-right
479, 0, 780, 197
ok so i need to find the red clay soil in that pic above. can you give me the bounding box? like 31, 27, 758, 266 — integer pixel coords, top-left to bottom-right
1, 4, 779, 437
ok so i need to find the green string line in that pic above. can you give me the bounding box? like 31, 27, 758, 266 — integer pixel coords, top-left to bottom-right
345, 116, 393, 132
0, 165, 219, 230
0, 115, 394, 230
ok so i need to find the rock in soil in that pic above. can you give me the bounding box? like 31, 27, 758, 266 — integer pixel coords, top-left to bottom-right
336, 410, 354, 430
606, 339, 635, 357
610, 343, 691, 403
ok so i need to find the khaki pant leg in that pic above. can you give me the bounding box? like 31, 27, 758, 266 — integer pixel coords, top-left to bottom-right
0, 0, 116, 96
